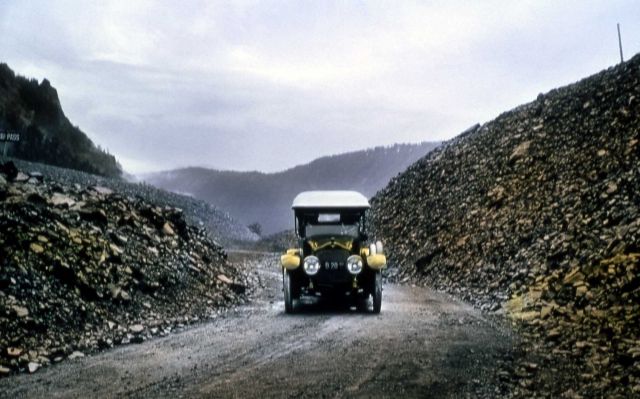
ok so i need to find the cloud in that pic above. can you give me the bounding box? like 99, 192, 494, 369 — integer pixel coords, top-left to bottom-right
1, 0, 639, 173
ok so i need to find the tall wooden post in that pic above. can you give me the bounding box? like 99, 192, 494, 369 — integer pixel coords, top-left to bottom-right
617, 23, 624, 63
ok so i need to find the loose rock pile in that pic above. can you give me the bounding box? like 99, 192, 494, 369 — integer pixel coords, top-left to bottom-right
11, 158, 260, 245
370, 54, 640, 397
0, 162, 250, 376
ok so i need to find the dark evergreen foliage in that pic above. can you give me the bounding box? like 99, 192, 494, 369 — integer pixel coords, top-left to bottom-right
0, 63, 121, 178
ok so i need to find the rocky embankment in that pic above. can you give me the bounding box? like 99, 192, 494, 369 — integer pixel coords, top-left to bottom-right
0, 161, 253, 376
11, 158, 259, 245
370, 55, 640, 397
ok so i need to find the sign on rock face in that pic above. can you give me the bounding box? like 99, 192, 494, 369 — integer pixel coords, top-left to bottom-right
0, 130, 21, 142
1, 130, 21, 158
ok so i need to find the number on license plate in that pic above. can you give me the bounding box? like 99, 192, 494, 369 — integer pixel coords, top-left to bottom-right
324, 262, 341, 270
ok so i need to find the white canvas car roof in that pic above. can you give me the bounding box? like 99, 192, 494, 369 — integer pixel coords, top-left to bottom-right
292, 190, 370, 209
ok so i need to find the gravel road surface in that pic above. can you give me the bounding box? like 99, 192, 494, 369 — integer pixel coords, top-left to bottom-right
0, 255, 516, 398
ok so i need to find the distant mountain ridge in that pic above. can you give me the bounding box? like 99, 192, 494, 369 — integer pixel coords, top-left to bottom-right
143, 142, 439, 234
0, 63, 121, 177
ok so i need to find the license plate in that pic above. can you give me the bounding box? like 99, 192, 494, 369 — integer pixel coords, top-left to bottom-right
324, 261, 343, 270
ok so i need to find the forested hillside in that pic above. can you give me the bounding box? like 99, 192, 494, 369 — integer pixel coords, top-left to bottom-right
0, 63, 121, 177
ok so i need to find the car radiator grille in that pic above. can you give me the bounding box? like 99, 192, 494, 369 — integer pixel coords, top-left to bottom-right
315, 249, 352, 285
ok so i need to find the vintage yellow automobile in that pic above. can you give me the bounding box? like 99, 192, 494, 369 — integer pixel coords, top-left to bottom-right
281, 190, 386, 313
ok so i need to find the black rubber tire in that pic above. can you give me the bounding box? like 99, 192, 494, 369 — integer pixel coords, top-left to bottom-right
356, 296, 369, 313
372, 271, 382, 314
283, 270, 294, 314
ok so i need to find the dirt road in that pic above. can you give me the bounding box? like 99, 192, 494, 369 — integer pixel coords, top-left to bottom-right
0, 255, 516, 398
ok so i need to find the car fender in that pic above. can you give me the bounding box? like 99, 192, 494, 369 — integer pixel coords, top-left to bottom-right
281, 249, 301, 270
366, 254, 387, 270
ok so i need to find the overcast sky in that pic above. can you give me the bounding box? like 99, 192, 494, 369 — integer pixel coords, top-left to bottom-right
1, 1, 639, 174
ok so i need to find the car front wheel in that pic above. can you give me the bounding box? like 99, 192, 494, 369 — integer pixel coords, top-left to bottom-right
283, 269, 295, 314
372, 270, 382, 314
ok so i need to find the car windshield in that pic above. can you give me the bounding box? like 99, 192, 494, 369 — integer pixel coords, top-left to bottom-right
305, 223, 359, 238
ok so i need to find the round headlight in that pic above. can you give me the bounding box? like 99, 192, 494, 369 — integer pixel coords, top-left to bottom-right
303, 255, 320, 276
347, 255, 363, 275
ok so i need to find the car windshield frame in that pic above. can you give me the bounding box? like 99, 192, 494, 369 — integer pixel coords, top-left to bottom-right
304, 223, 360, 238
295, 208, 366, 239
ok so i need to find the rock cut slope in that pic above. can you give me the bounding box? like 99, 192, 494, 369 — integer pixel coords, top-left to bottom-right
370, 55, 640, 397
11, 158, 259, 244
0, 162, 251, 376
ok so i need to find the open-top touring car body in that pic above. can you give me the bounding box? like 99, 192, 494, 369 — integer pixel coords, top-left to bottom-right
281, 190, 386, 313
